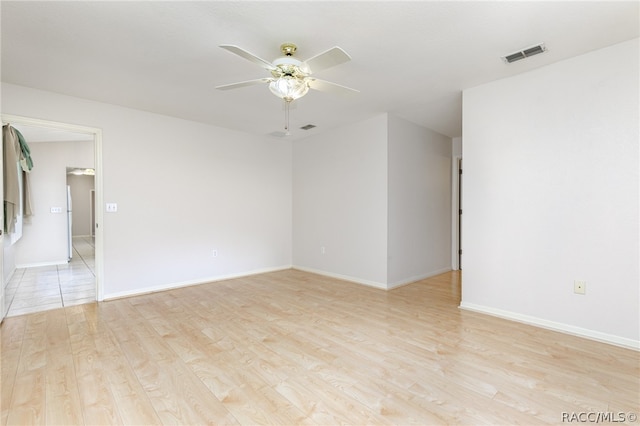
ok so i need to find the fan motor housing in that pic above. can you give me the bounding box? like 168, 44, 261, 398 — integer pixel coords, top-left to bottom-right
272, 56, 306, 78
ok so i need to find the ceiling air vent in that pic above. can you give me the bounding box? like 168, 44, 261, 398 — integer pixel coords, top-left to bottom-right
502, 43, 547, 64
300, 124, 316, 130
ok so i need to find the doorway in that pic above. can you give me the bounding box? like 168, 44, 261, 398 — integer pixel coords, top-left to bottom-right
0, 114, 103, 321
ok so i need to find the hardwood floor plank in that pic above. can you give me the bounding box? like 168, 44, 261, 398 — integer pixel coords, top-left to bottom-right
1, 315, 26, 426
274, 375, 366, 425
0, 314, 27, 351
66, 306, 124, 425
17, 314, 49, 373
5, 312, 51, 425
5, 368, 45, 426
45, 355, 84, 425
108, 300, 239, 424
1, 270, 638, 425
0, 347, 21, 426
91, 328, 162, 425
44, 309, 84, 425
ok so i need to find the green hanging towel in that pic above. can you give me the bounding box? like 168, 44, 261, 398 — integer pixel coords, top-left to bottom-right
15, 127, 34, 171
14, 127, 34, 217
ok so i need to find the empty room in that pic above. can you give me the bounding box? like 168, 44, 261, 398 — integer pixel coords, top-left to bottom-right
1, 1, 638, 425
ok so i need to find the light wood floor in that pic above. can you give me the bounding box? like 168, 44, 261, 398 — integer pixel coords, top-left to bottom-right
1, 270, 638, 425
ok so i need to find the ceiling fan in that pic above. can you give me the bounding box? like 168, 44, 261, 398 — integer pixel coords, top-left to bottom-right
216, 43, 358, 134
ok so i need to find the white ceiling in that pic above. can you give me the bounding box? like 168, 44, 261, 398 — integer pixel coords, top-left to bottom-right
2, 1, 638, 140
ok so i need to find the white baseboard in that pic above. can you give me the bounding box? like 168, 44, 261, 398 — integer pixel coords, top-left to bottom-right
292, 266, 452, 290
387, 267, 453, 289
292, 265, 387, 289
459, 302, 640, 351
103, 265, 292, 301
16, 260, 68, 269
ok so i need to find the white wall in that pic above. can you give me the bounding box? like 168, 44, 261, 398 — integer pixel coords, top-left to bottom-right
15, 140, 94, 266
461, 39, 639, 347
387, 115, 452, 287
2, 83, 293, 299
293, 113, 453, 288
292, 114, 389, 287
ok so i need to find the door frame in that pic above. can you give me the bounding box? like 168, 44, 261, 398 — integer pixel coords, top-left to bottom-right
0, 114, 105, 306
451, 156, 462, 270
1, 124, 4, 320
90, 189, 96, 237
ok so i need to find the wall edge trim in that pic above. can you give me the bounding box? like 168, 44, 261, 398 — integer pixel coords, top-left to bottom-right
459, 301, 640, 351
292, 265, 387, 290
387, 267, 453, 289
16, 260, 68, 269
103, 265, 292, 301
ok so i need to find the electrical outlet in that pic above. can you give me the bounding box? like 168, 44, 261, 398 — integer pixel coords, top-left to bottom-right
574, 280, 586, 295
212, 250, 218, 258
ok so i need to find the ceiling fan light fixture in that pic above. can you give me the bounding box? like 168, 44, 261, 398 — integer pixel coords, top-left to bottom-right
269, 76, 309, 102
217, 42, 357, 133
67, 168, 95, 176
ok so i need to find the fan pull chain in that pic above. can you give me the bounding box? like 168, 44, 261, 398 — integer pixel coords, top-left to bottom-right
284, 99, 292, 135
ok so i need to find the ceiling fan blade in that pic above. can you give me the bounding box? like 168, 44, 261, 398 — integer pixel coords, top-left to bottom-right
302, 46, 351, 74
219, 45, 276, 71
308, 78, 359, 96
215, 78, 272, 91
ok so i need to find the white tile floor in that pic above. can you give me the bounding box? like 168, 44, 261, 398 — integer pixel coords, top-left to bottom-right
4, 236, 96, 317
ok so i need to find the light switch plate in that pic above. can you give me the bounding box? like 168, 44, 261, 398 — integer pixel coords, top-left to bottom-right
106, 203, 118, 213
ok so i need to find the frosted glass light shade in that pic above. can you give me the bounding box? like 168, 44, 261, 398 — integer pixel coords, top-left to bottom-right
269, 76, 309, 101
